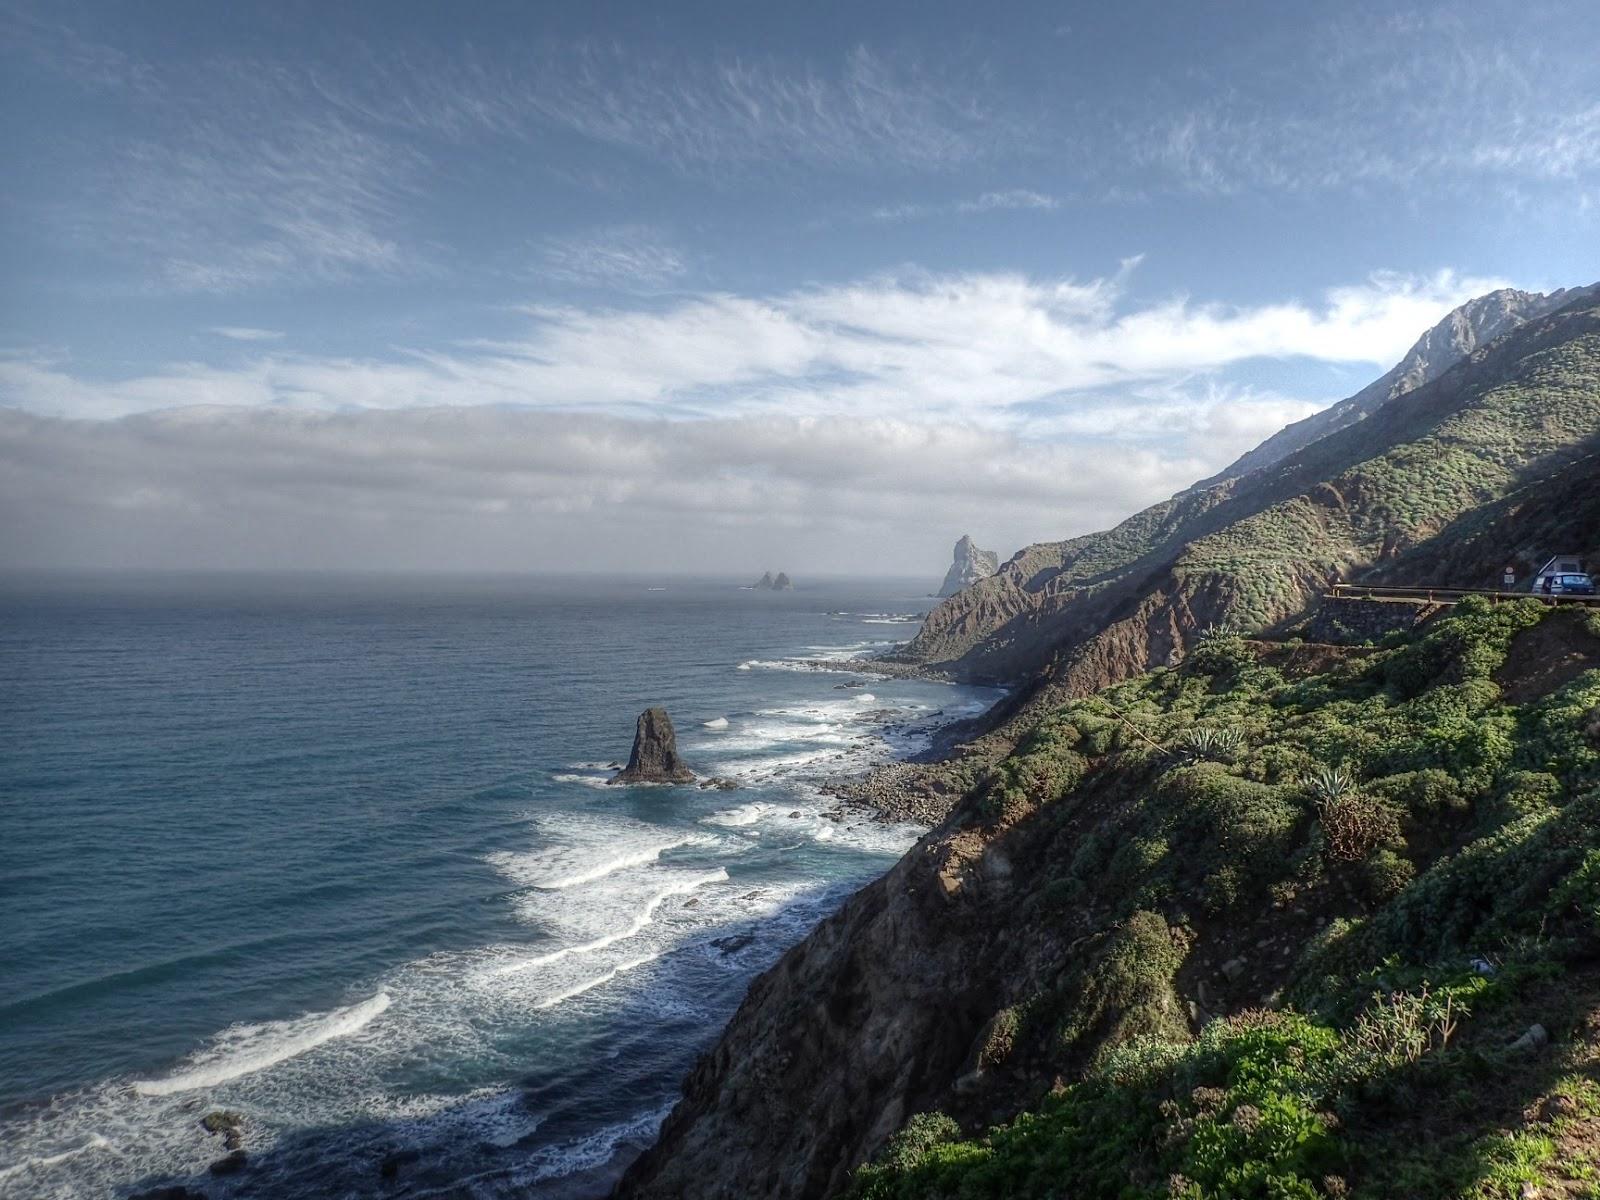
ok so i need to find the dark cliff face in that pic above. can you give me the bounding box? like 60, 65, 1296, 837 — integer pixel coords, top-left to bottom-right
616, 793, 1060, 1200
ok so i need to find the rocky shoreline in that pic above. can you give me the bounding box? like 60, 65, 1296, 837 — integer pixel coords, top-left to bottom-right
813, 658, 1010, 828
819, 759, 978, 826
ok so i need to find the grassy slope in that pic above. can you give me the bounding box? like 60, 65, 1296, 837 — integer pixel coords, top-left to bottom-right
899, 297, 1600, 682
853, 601, 1600, 1199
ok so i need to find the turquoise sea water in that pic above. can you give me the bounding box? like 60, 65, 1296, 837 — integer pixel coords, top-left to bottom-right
0, 573, 995, 1198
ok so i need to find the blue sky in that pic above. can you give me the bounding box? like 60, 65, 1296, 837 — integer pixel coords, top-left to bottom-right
1, 1, 1597, 574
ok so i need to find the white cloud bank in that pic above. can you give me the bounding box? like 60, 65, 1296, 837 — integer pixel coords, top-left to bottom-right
0, 268, 1503, 422
0, 407, 1219, 574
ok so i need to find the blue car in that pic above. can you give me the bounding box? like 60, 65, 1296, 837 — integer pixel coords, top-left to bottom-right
1544, 572, 1597, 596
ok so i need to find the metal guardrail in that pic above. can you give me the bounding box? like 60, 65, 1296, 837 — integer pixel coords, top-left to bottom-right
1329, 582, 1600, 606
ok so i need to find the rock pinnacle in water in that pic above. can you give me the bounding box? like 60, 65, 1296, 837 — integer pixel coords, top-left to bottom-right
610, 707, 696, 785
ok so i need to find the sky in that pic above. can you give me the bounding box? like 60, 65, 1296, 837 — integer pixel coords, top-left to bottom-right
1, 0, 1598, 577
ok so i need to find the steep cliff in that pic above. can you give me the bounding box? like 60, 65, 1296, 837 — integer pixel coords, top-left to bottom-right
618, 603, 1600, 1199
938, 535, 1001, 597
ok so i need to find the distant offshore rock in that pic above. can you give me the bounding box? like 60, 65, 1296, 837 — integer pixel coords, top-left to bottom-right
938, 534, 999, 596
753, 571, 794, 590
609, 707, 696, 785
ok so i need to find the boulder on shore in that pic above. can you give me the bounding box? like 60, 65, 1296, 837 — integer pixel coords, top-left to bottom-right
610, 707, 696, 785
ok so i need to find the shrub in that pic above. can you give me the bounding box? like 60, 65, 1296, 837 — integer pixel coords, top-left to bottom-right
873, 1111, 963, 1173
1338, 984, 1463, 1072
1057, 911, 1191, 1060
1380, 597, 1545, 699
1190, 624, 1255, 677
1360, 847, 1415, 902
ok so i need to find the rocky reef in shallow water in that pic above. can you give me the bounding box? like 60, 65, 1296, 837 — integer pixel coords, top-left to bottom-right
609, 707, 695, 784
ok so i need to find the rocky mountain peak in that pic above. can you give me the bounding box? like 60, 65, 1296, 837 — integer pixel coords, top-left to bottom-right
1196, 283, 1598, 491
938, 535, 1000, 597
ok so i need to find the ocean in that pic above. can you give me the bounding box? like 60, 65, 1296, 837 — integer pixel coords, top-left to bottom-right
0, 572, 996, 1199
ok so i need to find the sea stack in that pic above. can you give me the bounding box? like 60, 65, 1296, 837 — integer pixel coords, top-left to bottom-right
609, 707, 696, 785
938, 535, 999, 596
754, 571, 775, 589
773, 571, 793, 590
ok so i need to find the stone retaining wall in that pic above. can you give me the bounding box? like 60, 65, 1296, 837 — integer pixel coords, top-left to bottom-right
1303, 595, 1447, 645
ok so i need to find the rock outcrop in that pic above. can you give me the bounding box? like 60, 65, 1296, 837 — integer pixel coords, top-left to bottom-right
609, 707, 696, 785
937, 535, 999, 597
755, 572, 776, 589
773, 572, 794, 590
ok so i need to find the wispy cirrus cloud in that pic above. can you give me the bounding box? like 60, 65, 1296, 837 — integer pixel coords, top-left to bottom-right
209, 327, 286, 342
958, 188, 1058, 213
871, 188, 1060, 221
324, 43, 1029, 175
539, 226, 687, 290
96, 116, 418, 293
1127, 7, 1600, 197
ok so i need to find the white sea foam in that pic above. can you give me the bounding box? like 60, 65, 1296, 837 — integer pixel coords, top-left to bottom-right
486, 869, 726, 978
702, 803, 768, 827
0, 1135, 111, 1183
515, 1103, 674, 1187
854, 693, 877, 703
550, 771, 614, 790
533, 951, 663, 1011
489, 817, 706, 891
702, 716, 729, 728
133, 991, 391, 1097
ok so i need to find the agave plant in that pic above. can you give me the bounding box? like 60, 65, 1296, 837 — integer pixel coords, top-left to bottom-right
1303, 764, 1358, 805
1174, 725, 1247, 763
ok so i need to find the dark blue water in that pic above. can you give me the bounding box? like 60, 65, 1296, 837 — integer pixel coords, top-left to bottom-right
0, 573, 994, 1198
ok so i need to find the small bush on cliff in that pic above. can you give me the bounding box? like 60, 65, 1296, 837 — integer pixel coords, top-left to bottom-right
1055, 911, 1190, 1062
873, 1112, 963, 1174
1189, 624, 1255, 678
1314, 791, 1398, 863
1380, 596, 1543, 699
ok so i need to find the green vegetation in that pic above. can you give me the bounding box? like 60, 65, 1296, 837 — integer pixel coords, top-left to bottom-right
855, 599, 1600, 1199
901, 297, 1600, 684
